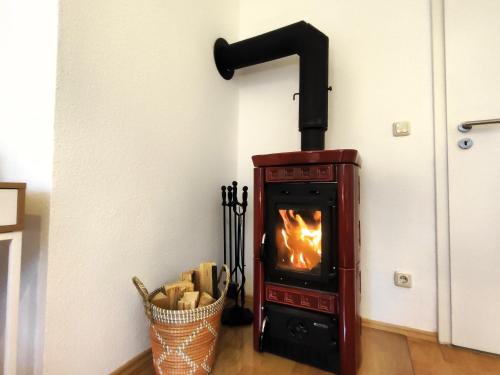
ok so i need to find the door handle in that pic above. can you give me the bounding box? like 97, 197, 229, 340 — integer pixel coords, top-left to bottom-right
260, 233, 266, 260
458, 118, 500, 133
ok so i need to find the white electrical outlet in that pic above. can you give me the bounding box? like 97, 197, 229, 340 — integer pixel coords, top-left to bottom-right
394, 272, 412, 288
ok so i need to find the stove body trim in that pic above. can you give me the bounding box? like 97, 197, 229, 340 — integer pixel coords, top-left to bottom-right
253, 149, 361, 375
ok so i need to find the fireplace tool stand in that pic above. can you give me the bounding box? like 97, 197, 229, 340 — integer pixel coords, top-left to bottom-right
221, 181, 254, 326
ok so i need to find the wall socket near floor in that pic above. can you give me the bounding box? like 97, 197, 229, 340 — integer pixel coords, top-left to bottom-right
394, 272, 412, 288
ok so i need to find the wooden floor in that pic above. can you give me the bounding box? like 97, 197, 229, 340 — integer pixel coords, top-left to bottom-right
141, 325, 500, 375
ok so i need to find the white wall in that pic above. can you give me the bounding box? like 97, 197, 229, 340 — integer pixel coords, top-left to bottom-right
236, 0, 437, 331
0, 0, 440, 371
0, 0, 58, 373
42, 0, 239, 373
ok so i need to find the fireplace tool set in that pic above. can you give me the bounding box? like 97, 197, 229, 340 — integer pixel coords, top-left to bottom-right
221, 181, 254, 326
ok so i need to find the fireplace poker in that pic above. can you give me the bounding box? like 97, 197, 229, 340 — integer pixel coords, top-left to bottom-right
227, 186, 233, 286
240, 186, 248, 308
221, 186, 227, 266
232, 181, 239, 289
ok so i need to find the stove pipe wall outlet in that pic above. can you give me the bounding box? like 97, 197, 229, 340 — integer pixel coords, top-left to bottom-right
213, 21, 330, 151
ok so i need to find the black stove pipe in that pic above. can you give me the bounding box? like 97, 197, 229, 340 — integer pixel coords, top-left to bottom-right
214, 21, 329, 151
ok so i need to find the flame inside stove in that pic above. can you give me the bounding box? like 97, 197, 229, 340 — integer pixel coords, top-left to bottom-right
277, 209, 322, 271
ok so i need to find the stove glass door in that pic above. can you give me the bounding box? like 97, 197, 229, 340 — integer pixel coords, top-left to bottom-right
265, 182, 337, 291
275, 208, 322, 275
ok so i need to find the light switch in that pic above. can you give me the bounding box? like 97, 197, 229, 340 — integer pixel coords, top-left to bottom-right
393, 121, 411, 136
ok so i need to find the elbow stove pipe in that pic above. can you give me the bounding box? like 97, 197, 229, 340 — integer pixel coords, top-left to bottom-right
214, 21, 330, 151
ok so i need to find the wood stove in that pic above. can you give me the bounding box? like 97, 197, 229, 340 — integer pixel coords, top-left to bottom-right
213, 21, 361, 374
252, 150, 361, 374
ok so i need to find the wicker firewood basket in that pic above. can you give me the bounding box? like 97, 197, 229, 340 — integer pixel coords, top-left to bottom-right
132, 264, 229, 375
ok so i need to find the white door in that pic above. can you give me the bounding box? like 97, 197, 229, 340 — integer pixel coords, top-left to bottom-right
445, 0, 500, 354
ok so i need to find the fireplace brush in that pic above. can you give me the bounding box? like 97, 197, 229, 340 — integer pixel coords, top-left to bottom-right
221, 181, 253, 326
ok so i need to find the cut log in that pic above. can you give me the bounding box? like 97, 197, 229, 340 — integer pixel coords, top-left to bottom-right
180, 270, 194, 282
165, 286, 184, 310
192, 269, 201, 291
199, 262, 217, 298
198, 292, 216, 307
212, 266, 219, 299
178, 291, 200, 310
164, 280, 194, 293
162, 281, 193, 309
151, 291, 170, 309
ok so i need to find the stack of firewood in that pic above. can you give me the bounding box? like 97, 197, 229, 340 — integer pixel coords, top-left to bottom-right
151, 262, 218, 310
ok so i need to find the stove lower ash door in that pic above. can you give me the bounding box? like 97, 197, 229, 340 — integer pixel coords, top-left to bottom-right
264, 303, 339, 372
264, 182, 337, 291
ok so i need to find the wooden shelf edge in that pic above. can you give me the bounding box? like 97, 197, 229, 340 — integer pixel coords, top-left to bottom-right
0, 182, 26, 189
0, 182, 26, 233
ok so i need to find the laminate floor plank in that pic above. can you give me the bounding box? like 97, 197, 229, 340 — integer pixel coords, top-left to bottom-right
358, 327, 414, 375
140, 324, 500, 375
213, 324, 328, 375
407, 337, 463, 375
408, 337, 500, 375
440, 344, 500, 375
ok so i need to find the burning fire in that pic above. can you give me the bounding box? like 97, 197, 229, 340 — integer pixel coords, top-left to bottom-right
277, 209, 322, 271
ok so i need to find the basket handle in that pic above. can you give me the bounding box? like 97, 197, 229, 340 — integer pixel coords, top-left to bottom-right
132, 276, 152, 320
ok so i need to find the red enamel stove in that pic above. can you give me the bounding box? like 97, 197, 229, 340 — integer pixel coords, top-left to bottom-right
252, 150, 361, 374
